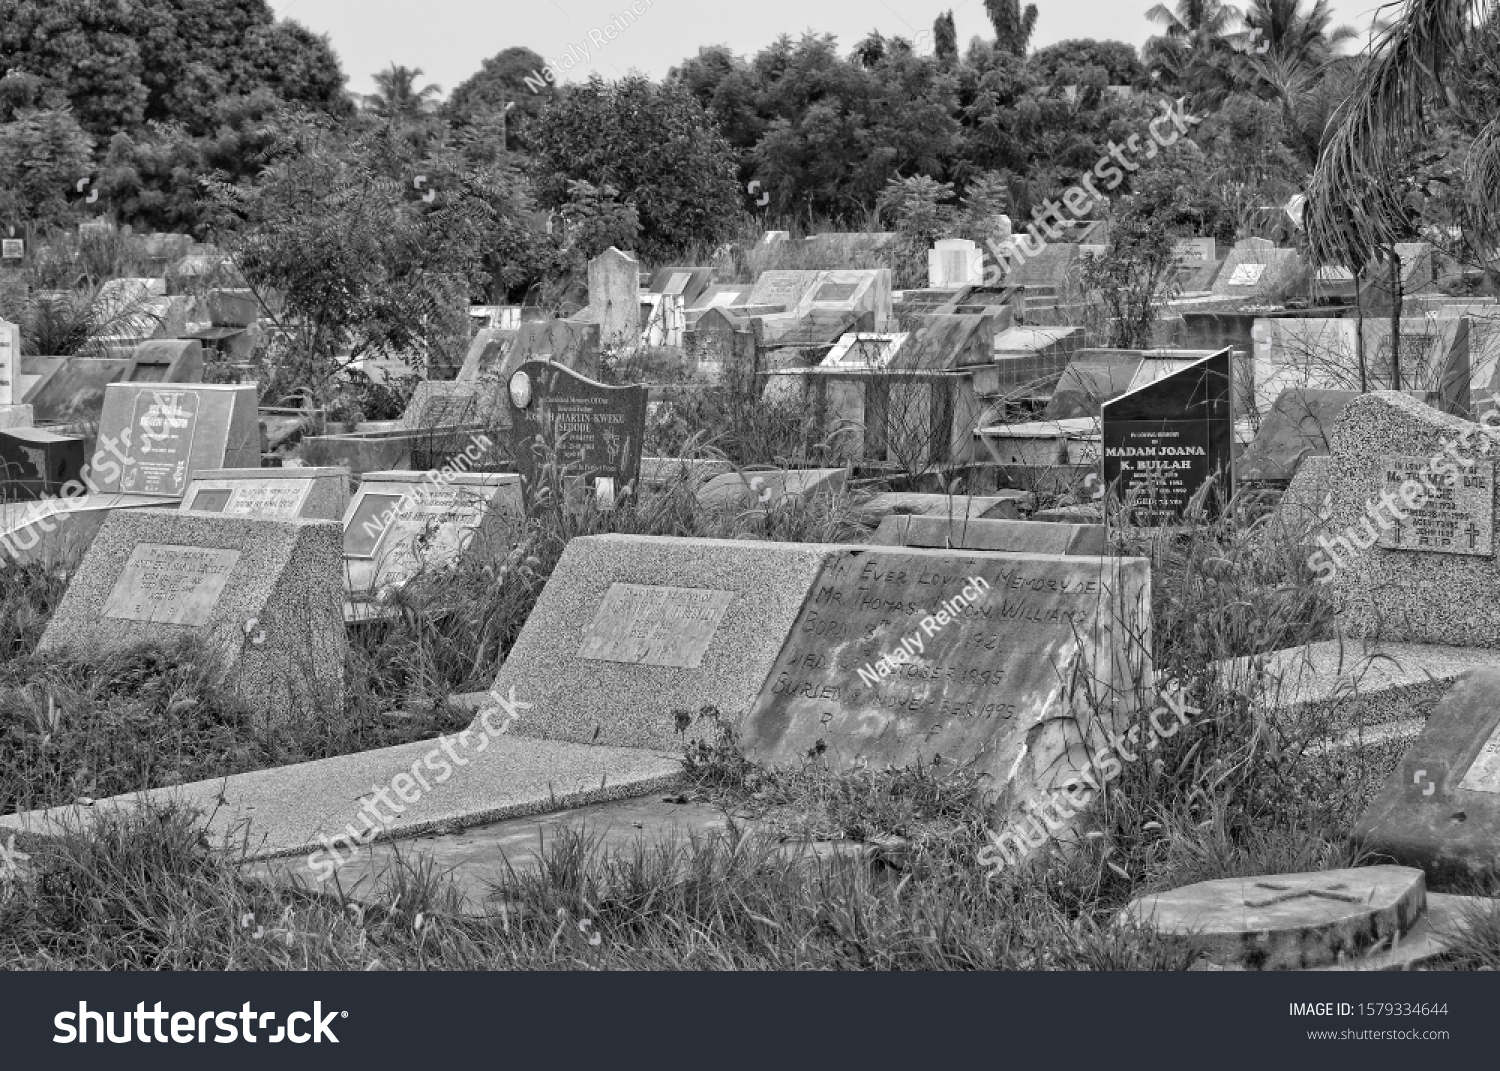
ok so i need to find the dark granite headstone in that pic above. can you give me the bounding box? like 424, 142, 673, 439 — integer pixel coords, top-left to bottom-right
1237, 388, 1360, 484
1355, 668, 1500, 888
1101, 348, 1234, 523
508, 361, 646, 511
0, 428, 86, 499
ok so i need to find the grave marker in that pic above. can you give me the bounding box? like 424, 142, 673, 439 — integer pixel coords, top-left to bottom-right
588, 247, 641, 351
90, 383, 259, 496
508, 360, 646, 511
1101, 348, 1234, 523
182, 467, 349, 521
36, 509, 346, 721
0, 428, 85, 499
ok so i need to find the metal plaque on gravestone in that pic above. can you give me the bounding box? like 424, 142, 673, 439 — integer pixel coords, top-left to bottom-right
1376, 456, 1494, 556
508, 360, 646, 512
580, 583, 737, 668
120, 390, 200, 496
1101, 348, 1233, 523
100, 544, 242, 626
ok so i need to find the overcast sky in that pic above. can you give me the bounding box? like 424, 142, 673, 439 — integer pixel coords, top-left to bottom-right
273, 0, 1391, 97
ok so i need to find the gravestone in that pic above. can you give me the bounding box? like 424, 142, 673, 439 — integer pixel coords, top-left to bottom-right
342, 470, 522, 597
1355, 668, 1500, 888
928, 240, 984, 288
128, 339, 204, 384
400, 380, 507, 431
36, 509, 345, 720
807, 269, 892, 331
821, 333, 908, 370
510, 319, 602, 379
455, 328, 515, 382
697, 468, 846, 511
490, 536, 1151, 821
1237, 389, 1360, 483
1102, 348, 1234, 523
0, 317, 29, 430
873, 515, 1107, 556
508, 360, 647, 511
853, 491, 1029, 526
1311, 392, 1500, 645
1211, 244, 1303, 300
747, 270, 824, 318
1122, 866, 1426, 970
0, 429, 85, 500
182, 467, 349, 521
90, 384, 260, 496
648, 267, 714, 307
206, 289, 258, 328
588, 247, 641, 351
908, 313, 1000, 370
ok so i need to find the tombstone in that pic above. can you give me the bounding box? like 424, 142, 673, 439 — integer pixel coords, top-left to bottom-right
688, 307, 761, 366
978, 326, 1088, 400
853, 491, 1030, 526
0, 492, 181, 569
697, 468, 846, 511
689, 284, 752, 314
1172, 238, 1217, 265
1353, 668, 1500, 888
400, 380, 507, 431
807, 269, 892, 331
35, 509, 346, 721
908, 314, 999, 370
508, 360, 647, 511
510, 319, 602, 379
490, 536, 1151, 823
342, 470, 523, 598
206, 289, 258, 328
455, 328, 515, 383
1122, 866, 1426, 970
873, 515, 1107, 556
588, 247, 642, 351
1237, 389, 1360, 484
1101, 348, 1234, 523
648, 267, 714, 307
639, 292, 687, 348
820, 333, 908, 370
1309, 392, 1500, 646
181, 467, 349, 521
760, 230, 790, 245
928, 240, 985, 288
0, 429, 86, 500
747, 270, 825, 319
128, 339, 204, 384
89, 383, 260, 497
1, 238, 23, 261
1211, 244, 1303, 300
0, 317, 29, 429
1002, 244, 1080, 291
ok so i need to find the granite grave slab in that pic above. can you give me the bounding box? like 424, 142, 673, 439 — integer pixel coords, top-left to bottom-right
181, 467, 349, 521
90, 383, 259, 496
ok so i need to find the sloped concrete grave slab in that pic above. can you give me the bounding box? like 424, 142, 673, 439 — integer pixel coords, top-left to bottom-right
35, 508, 345, 722
1123, 866, 1426, 970
1356, 667, 1500, 889
696, 468, 847, 511
492, 535, 1152, 820
1, 734, 683, 868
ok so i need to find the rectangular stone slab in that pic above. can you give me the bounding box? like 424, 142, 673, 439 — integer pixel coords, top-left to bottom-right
871, 515, 1107, 556
89, 383, 259, 495
1355, 667, 1500, 888
100, 544, 241, 625
739, 549, 1150, 798
181, 466, 349, 522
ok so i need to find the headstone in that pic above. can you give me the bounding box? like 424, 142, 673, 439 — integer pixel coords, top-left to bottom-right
35, 509, 346, 721
342, 470, 523, 597
400, 380, 507, 431
747, 270, 824, 318
182, 467, 349, 521
206, 290, 258, 328
873, 515, 1107, 556
90, 384, 260, 497
806, 269, 892, 331
455, 328, 515, 383
689, 285, 751, 312
907, 313, 999, 370
648, 267, 714, 307
1, 239, 22, 260
1172, 238, 1216, 265
821, 333, 908, 370
697, 468, 846, 511
1102, 348, 1234, 523
760, 230, 790, 245
128, 339, 204, 384
0, 429, 85, 500
588, 247, 642, 351
1211, 245, 1303, 299
928, 239, 985, 288
1311, 392, 1500, 646
1122, 866, 1425, 970
1355, 668, 1500, 888
853, 491, 1030, 526
491, 536, 1150, 829
510, 319, 602, 379
1237, 389, 1360, 483
507, 360, 647, 511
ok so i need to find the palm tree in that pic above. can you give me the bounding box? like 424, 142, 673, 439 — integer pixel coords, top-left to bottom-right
364, 64, 443, 120
1305, 0, 1484, 273
1143, 0, 1245, 100
1239, 0, 1357, 64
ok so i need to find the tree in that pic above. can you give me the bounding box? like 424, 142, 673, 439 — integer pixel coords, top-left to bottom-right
445, 46, 555, 150
986, 0, 1039, 56
1241, 0, 1356, 65
1143, 0, 1244, 101
1029, 40, 1144, 85
878, 175, 958, 287
0, 107, 94, 230
529, 76, 742, 258
364, 64, 442, 120
206, 115, 502, 400
934, 12, 959, 64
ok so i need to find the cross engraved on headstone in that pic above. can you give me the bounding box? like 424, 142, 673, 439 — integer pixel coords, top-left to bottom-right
1243, 880, 1362, 908
1468, 522, 1481, 549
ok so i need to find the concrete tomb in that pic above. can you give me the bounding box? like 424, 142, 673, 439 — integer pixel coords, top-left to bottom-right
181, 467, 349, 521
0, 428, 86, 500
872, 515, 1107, 556
342, 470, 522, 598
588, 247, 642, 351
36, 508, 346, 721
89, 383, 260, 497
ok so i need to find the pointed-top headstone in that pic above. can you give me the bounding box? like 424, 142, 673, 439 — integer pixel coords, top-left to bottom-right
588, 247, 641, 351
